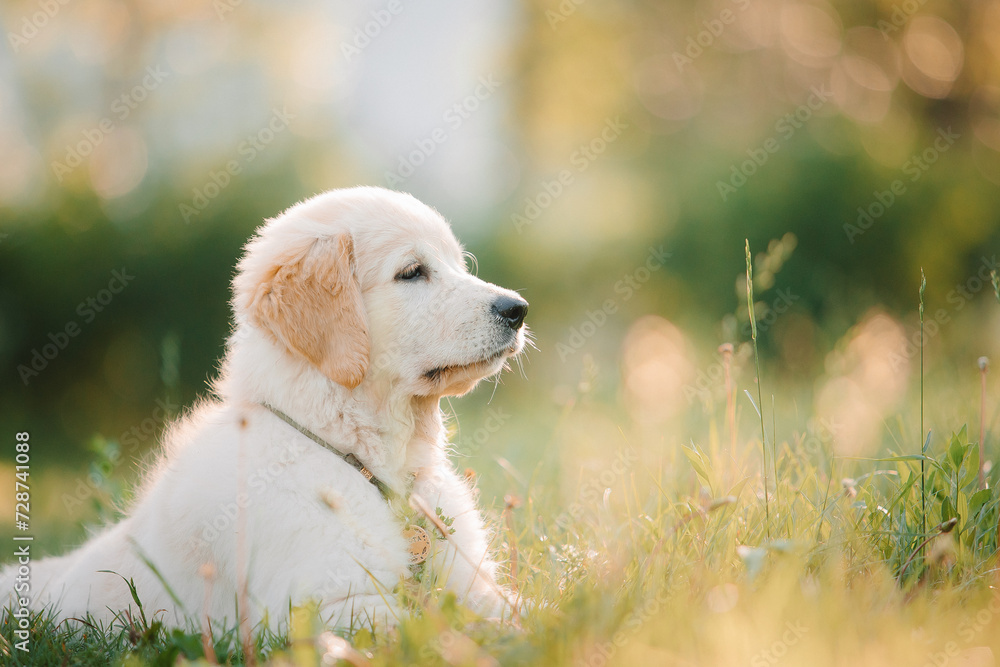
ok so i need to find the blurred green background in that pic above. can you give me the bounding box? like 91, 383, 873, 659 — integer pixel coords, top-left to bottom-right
1, 0, 1000, 547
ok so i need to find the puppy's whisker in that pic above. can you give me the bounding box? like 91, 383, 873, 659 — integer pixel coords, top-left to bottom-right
514, 356, 527, 380
463, 250, 479, 276
487, 375, 501, 404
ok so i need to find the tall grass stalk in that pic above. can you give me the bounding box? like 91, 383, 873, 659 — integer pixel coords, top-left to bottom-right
979, 357, 989, 490
919, 269, 926, 542
772, 393, 777, 525
988, 270, 999, 492
746, 240, 770, 540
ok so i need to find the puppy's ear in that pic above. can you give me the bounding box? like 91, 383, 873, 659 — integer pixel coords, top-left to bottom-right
247, 234, 369, 388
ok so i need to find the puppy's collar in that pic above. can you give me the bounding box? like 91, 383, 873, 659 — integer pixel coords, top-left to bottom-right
261, 404, 394, 500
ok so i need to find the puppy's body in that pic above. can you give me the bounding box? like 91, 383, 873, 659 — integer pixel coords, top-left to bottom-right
2, 187, 527, 628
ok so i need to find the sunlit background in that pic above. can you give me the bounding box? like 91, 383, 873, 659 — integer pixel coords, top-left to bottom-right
1, 0, 1000, 549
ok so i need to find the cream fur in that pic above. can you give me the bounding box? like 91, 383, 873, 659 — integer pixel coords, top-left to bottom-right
0, 187, 528, 630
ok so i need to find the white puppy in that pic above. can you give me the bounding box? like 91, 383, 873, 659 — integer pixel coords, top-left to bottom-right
1, 187, 528, 630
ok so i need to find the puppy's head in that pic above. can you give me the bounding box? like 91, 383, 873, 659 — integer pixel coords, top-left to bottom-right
233, 187, 528, 397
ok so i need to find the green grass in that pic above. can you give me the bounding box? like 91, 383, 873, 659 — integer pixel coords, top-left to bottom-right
6, 251, 1000, 666
6, 406, 1000, 666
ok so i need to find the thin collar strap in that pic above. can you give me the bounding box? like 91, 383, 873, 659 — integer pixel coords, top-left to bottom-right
261, 404, 394, 501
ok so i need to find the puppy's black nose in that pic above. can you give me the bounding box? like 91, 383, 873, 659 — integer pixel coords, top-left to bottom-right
492, 295, 528, 330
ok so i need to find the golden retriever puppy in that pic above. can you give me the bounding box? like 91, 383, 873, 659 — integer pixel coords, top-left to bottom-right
1, 187, 528, 629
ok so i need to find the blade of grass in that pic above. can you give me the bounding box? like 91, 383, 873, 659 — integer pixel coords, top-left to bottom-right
772, 393, 779, 535
979, 356, 989, 490
746, 240, 770, 541
919, 269, 926, 553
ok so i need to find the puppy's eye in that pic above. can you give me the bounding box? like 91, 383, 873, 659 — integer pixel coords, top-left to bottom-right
395, 263, 425, 281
